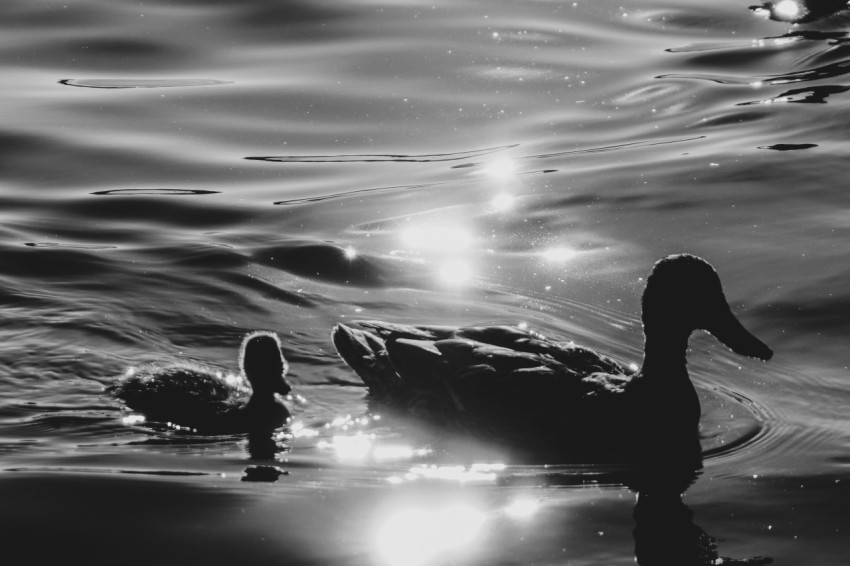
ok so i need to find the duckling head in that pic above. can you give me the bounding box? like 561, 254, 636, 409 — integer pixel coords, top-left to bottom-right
240, 331, 292, 396
641, 254, 773, 361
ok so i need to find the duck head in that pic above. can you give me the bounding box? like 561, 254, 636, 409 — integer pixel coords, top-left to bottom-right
240, 331, 292, 396
641, 255, 773, 362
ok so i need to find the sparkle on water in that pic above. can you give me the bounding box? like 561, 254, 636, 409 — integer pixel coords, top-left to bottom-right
121, 414, 146, 426
490, 192, 515, 212
773, 0, 801, 19
504, 497, 541, 520
375, 503, 487, 566
387, 463, 506, 484
540, 246, 579, 263
437, 258, 474, 287
479, 157, 518, 180
317, 430, 431, 463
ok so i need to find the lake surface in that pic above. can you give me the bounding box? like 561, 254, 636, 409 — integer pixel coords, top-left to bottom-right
1, 0, 848, 564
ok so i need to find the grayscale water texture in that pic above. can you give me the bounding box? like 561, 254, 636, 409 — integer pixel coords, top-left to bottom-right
0, 0, 847, 564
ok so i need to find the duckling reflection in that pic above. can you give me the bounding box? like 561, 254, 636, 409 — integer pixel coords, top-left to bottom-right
750, 0, 849, 23
240, 464, 289, 482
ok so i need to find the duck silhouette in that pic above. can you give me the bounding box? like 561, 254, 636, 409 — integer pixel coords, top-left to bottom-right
109, 331, 291, 434
332, 254, 773, 451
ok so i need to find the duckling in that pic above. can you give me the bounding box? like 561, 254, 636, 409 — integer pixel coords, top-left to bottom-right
109, 331, 291, 434
332, 254, 773, 449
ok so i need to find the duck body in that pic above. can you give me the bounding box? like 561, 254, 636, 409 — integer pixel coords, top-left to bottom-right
109, 332, 291, 434
332, 255, 773, 451
333, 322, 638, 443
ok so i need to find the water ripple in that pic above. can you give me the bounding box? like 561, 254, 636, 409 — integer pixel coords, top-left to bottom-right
246, 144, 518, 163
659, 58, 850, 86
251, 240, 418, 288
757, 143, 818, 150
90, 188, 220, 196
521, 135, 707, 160
23, 242, 118, 250
59, 78, 232, 89
738, 84, 850, 104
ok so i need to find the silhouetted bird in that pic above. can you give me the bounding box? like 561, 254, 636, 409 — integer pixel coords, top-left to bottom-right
332, 254, 772, 451
109, 331, 291, 434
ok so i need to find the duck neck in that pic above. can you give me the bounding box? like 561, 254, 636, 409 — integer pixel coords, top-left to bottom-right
637, 327, 701, 431
640, 328, 691, 378
246, 391, 277, 409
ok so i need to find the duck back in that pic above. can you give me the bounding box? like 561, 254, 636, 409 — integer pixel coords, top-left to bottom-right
110, 365, 254, 433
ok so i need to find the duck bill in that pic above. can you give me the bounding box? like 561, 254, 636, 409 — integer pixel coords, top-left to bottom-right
708, 308, 773, 361
275, 380, 292, 396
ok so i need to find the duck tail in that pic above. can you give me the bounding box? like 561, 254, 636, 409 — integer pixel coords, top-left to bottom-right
332, 323, 401, 399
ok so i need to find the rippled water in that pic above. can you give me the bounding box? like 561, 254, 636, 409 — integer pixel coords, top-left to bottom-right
1, 0, 848, 564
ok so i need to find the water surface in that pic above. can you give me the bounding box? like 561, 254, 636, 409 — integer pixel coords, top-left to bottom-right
1, 0, 848, 564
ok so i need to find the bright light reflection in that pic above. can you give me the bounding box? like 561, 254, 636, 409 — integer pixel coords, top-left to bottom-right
374, 445, 416, 461
290, 421, 319, 438
438, 259, 473, 286
491, 193, 515, 212
505, 498, 540, 519
774, 0, 801, 19
541, 246, 578, 263
401, 226, 473, 252
317, 432, 429, 462
221, 372, 250, 394
376, 504, 486, 566
480, 158, 517, 179
121, 414, 146, 426
318, 433, 374, 461
388, 463, 505, 484
344, 246, 357, 260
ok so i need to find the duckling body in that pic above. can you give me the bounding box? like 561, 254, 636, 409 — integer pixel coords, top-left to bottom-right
332, 255, 773, 449
109, 332, 291, 434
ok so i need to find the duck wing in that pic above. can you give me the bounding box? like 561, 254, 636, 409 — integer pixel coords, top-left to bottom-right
332, 322, 635, 429
110, 365, 245, 424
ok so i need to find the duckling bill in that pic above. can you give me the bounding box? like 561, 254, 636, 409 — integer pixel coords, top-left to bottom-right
332, 254, 772, 450
109, 331, 292, 434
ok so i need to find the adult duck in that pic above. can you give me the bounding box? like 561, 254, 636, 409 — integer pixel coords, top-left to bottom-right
332, 255, 773, 449
109, 331, 291, 434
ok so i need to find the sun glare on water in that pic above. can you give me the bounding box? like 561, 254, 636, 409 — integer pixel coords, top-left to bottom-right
773, 0, 801, 19
490, 192, 515, 212
376, 504, 487, 566
317, 431, 430, 463
480, 157, 517, 180
398, 223, 476, 287
504, 497, 541, 520
437, 258, 473, 286
541, 246, 578, 263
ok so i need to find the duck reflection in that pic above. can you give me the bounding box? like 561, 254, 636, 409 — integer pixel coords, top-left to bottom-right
366, 444, 771, 565
490, 451, 773, 565
750, 0, 849, 23
627, 455, 773, 566
245, 430, 288, 460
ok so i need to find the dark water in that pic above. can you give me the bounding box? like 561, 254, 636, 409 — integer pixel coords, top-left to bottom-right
1, 0, 848, 564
